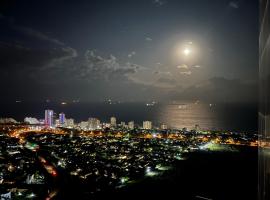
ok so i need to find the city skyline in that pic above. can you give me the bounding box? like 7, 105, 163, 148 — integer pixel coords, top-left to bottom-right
27, 109, 165, 130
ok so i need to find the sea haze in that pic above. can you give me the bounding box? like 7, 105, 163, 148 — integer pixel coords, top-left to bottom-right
0, 102, 257, 132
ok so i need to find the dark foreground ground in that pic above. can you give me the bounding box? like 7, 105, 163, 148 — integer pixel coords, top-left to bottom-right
55, 146, 257, 200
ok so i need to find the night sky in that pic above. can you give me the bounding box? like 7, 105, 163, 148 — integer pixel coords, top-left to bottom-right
0, 0, 258, 103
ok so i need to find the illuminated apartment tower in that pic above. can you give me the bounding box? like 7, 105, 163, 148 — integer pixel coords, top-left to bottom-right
120, 121, 126, 127
59, 112, 66, 125
88, 118, 101, 130
160, 123, 168, 130
110, 116, 117, 127
128, 121, 135, 129
143, 121, 152, 130
45, 110, 54, 127
65, 118, 74, 128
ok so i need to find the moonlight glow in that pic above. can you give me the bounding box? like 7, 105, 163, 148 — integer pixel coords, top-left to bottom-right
183, 48, 191, 56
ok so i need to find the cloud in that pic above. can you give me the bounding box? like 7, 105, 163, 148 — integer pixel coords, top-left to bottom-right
126, 62, 145, 71
145, 37, 153, 41
153, 0, 166, 6
14, 26, 65, 45
0, 41, 138, 85
128, 74, 175, 89
177, 64, 189, 69
157, 77, 176, 84
0, 42, 74, 71
180, 71, 192, 75
43, 47, 78, 70
153, 71, 172, 76
0, 17, 167, 102
0, 15, 65, 46
229, 1, 239, 9
127, 75, 154, 87
0, 40, 78, 101
0, 16, 77, 73
128, 51, 136, 58
73, 50, 140, 81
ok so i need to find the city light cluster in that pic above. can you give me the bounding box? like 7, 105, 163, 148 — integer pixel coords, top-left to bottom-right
24, 110, 169, 131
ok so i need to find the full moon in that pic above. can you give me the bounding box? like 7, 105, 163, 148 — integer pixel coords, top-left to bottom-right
183, 48, 191, 56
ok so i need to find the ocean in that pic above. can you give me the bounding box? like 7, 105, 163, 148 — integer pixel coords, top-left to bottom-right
0, 102, 257, 132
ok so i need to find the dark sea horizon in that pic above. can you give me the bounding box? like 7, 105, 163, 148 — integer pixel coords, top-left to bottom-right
0, 101, 257, 132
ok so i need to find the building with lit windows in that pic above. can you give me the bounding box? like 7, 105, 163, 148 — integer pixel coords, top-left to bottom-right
143, 121, 152, 130
24, 117, 39, 124
128, 121, 135, 129
120, 121, 126, 127
65, 118, 75, 128
88, 118, 101, 130
59, 113, 66, 125
44, 110, 54, 127
160, 123, 168, 130
110, 117, 117, 127
78, 121, 88, 130
55, 119, 60, 127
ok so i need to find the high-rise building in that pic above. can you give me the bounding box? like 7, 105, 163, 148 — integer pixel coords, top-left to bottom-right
88, 118, 101, 130
104, 123, 111, 128
65, 118, 74, 128
143, 121, 152, 130
55, 119, 60, 127
0, 118, 17, 124
59, 113, 66, 125
128, 121, 135, 129
110, 117, 117, 127
79, 121, 88, 130
120, 121, 126, 127
160, 123, 168, 130
24, 117, 39, 124
97, 119, 101, 128
45, 110, 54, 127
